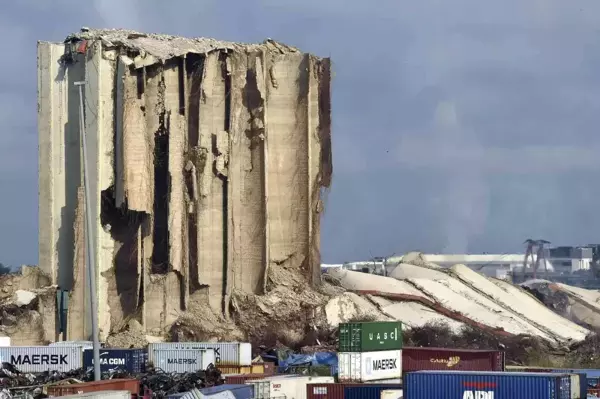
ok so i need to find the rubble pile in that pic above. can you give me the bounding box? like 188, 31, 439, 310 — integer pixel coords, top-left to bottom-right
0, 364, 223, 399
0, 267, 56, 345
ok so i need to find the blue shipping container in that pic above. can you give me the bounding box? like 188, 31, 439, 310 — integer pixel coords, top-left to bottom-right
83, 349, 146, 373
404, 371, 575, 399
199, 384, 253, 399
343, 384, 403, 399
509, 367, 599, 388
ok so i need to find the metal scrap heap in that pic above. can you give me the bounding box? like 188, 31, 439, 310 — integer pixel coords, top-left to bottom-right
0, 364, 223, 399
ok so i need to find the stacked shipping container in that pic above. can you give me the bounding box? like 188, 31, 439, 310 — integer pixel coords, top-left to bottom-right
306, 383, 403, 399
0, 346, 83, 373
246, 375, 334, 399
83, 349, 146, 373
403, 370, 581, 399
337, 321, 403, 383
402, 347, 505, 373
1, 342, 263, 376
147, 342, 251, 366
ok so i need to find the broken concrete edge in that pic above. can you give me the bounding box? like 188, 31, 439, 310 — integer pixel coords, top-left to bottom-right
40, 28, 315, 70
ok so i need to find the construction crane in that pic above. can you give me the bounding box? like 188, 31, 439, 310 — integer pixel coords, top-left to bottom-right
522, 239, 550, 281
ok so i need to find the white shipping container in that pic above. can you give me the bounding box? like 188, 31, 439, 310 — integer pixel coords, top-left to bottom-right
50, 341, 93, 350
57, 390, 131, 399
245, 375, 302, 399
150, 348, 216, 373
272, 376, 333, 399
147, 342, 251, 366
381, 389, 403, 399
338, 350, 402, 382
248, 376, 333, 399
0, 346, 83, 373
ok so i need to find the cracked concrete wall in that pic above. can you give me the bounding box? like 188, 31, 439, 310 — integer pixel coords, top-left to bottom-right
38, 32, 332, 337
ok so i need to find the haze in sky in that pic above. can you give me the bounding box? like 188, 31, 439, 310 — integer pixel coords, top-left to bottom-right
2, 0, 600, 266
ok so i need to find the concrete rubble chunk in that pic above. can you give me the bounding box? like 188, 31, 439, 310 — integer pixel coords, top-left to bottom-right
12, 290, 36, 306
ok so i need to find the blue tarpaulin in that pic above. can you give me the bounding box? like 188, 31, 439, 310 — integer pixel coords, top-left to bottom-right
276, 351, 338, 374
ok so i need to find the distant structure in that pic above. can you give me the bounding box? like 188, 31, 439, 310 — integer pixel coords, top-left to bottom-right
341, 245, 598, 288
522, 239, 551, 280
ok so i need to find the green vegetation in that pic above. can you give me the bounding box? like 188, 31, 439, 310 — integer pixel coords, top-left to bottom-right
405, 321, 600, 368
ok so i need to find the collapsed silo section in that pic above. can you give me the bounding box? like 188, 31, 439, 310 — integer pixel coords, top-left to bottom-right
38, 28, 332, 340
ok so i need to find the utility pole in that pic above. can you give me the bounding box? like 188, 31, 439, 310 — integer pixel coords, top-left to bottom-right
75, 81, 101, 381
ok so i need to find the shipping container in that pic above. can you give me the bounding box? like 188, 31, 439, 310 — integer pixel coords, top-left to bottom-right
380, 389, 403, 399
276, 365, 334, 376
245, 375, 300, 399
150, 349, 215, 373
306, 383, 403, 399
167, 385, 254, 399
402, 347, 504, 373
338, 350, 402, 382
507, 366, 595, 392
249, 376, 333, 399
364, 379, 401, 384
224, 373, 272, 385
345, 385, 404, 399
404, 371, 578, 399
147, 342, 251, 366
45, 379, 140, 397
54, 391, 131, 399
217, 364, 268, 375
50, 341, 94, 349
199, 384, 254, 399
0, 346, 82, 373
218, 365, 252, 375
338, 321, 403, 352
83, 348, 146, 373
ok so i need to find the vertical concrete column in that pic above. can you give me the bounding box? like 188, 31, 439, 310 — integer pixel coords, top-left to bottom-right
197, 52, 227, 314
84, 41, 116, 340
307, 56, 324, 286
37, 42, 67, 285
264, 53, 310, 274
228, 52, 268, 296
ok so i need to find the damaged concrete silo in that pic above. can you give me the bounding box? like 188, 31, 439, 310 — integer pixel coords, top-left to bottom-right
38, 29, 332, 340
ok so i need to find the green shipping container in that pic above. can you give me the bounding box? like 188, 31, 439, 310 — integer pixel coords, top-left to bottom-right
338, 321, 403, 352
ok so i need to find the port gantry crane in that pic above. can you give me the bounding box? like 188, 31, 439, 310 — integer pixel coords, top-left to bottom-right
523, 238, 550, 281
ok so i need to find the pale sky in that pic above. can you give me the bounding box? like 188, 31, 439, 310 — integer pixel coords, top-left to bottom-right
2, 0, 600, 266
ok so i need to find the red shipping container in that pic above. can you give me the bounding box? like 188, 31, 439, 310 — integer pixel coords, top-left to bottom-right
46, 379, 140, 397
307, 383, 403, 399
224, 373, 271, 384
263, 361, 275, 375
402, 347, 505, 372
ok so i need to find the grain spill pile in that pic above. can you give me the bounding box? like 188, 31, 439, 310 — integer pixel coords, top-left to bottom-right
37, 28, 332, 344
